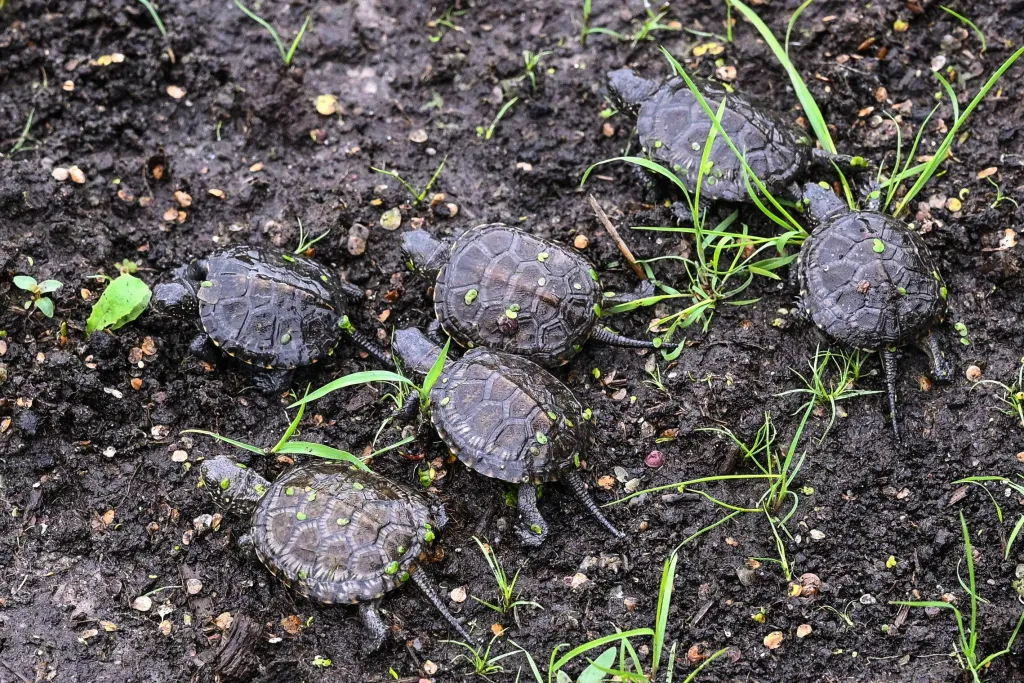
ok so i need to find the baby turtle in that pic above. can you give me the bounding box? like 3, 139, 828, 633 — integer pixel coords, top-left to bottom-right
796, 182, 952, 440
153, 246, 390, 391
607, 68, 862, 212
402, 223, 665, 367
393, 327, 625, 546
199, 456, 473, 651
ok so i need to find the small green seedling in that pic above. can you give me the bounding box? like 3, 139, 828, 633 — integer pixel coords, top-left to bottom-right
14, 275, 62, 318
894, 513, 1024, 683
233, 0, 311, 66
371, 156, 446, 205
477, 97, 518, 140
953, 473, 1024, 559
427, 5, 466, 42
522, 50, 552, 90
136, 0, 175, 62
985, 177, 1018, 209
444, 636, 518, 677
7, 109, 37, 156
471, 537, 541, 621
940, 6, 987, 52
86, 273, 151, 334
972, 357, 1024, 428
311, 656, 332, 668
293, 218, 330, 254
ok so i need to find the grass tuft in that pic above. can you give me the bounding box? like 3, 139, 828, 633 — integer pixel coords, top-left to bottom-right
371, 156, 447, 205
233, 0, 311, 66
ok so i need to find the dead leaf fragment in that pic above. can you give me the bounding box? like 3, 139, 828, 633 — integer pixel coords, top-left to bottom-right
281, 615, 302, 635
977, 167, 998, 179
764, 631, 784, 649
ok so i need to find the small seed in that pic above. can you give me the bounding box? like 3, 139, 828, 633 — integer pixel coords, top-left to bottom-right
965, 365, 982, 381
166, 85, 186, 99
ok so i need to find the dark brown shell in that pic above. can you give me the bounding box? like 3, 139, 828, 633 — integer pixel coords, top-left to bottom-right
251, 464, 434, 604
433, 224, 601, 366
197, 247, 341, 369
797, 211, 945, 349
428, 348, 590, 484
637, 78, 811, 202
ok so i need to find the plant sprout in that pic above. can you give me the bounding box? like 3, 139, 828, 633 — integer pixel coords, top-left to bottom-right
233, 0, 311, 66
14, 275, 62, 318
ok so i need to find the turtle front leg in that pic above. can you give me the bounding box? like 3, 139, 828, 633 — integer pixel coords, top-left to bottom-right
188, 333, 218, 363
251, 369, 294, 394
395, 390, 422, 424
515, 484, 549, 547
810, 148, 870, 174
358, 600, 389, 653
881, 347, 902, 444
339, 315, 394, 367
920, 330, 954, 382
412, 571, 477, 644
565, 470, 625, 540
604, 278, 655, 306
337, 280, 368, 302
426, 319, 444, 345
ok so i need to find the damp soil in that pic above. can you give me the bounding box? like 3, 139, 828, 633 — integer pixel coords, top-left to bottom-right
2, 1, 1024, 681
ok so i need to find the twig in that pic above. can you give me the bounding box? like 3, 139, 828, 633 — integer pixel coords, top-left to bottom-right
587, 194, 647, 281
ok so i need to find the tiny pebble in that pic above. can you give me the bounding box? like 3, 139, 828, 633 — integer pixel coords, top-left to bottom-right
423, 661, 438, 675
186, 578, 203, 595
166, 85, 186, 99
860, 594, 877, 605
645, 450, 664, 468
516, 162, 533, 172
764, 631, 784, 649
63, 80, 75, 91
409, 129, 428, 143
796, 624, 813, 638
809, 529, 825, 540
68, 166, 86, 183
52, 167, 69, 181
574, 234, 589, 249
171, 450, 188, 462
449, 586, 467, 603
602, 122, 615, 137
965, 365, 982, 381
131, 596, 152, 612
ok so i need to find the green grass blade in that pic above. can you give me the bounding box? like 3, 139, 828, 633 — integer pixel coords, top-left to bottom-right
576, 647, 616, 683
895, 45, 1024, 216
728, 0, 835, 153
940, 6, 986, 52
681, 647, 729, 682
233, 0, 286, 61
420, 337, 451, 397
275, 441, 370, 470
271, 397, 306, 452
1006, 515, 1024, 560
181, 429, 265, 455
784, 0, 815, 56
290, 371, 415, 408
651, 552, 678, 679
369, 435, 415, 459
960, 512, 978, 656
582, 156, 689, 196
136, 0, 168, 37
549, 628, 655, 674
284, 14, 312, 65
486, 97, 518, 140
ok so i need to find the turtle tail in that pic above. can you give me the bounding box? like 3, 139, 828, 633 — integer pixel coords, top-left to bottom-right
565, 470, 625, 540
882, 348, 901, 445
412, 571, 478, 644
591, 326, 668, 351
341, 322, 395, 368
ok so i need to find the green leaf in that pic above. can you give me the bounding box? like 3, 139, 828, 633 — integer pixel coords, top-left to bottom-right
12, 275, 37, 291
290, 371, 415, 408
36, 279, 63, 294
420, 337, 451, 397
86, 273, 152, 334
576, 647, 616, 683
276, 441, 371, 471
872, 239, 885, 253
181, 429, 265, 455
34, 297, 55, 318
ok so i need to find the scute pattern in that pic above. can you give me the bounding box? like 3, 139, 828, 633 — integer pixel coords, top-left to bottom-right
799, 212, 944, 349
197, 247, 340, 368
252, 465, 432, 604
637, 78, 809, 202
430, 348, 588, 483
434, 224, 600, 366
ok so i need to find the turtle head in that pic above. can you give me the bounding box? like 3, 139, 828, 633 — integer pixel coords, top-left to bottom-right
606, 68, 660, 116
801, 182, 850, 225
393, 327, 445, 377
151, 260, 207, 319
401, 230, 448, 279
199, 455, 270, 512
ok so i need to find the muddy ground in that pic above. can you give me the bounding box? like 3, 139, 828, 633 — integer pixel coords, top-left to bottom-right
2, 0, 1024, 681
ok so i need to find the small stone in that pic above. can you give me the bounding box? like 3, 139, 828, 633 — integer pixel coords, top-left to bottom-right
965, 365, 982, 381
174, 191, 192, 207
796, 624, 812, 638
249, 162, 264, 173
602, 122, 615, 137
736, 567, 757, 586
645, 450, 664, 468
799, 573, 821, 598
186, 578, 203, 595
132, 596, 152, 612
166, 85, 186, 99
860, 593, 877, 605
130, 378, 143, 390
715, 65, 737, 81
445, 203, 459, 217
63, 80, 75, 91
347, 223, 369, 255
163, 207, 180, 222
764, 631, 784, 649
52, 167, 70, 181
450, 586, 467, 603
516, 162, 533, 172
214, 612, 233, 630
315, 94, 338, 116
569, 572, 589, 589
874, 87, 888, 102
409, 129, 428, 143
380, 207, 402, 231
809, 529, 825, 541
574, 234, 589, 249
171, 449, 189, 463
1016, 451, 1024, 464
423, 661, 438, 675
68, 166, 86, 183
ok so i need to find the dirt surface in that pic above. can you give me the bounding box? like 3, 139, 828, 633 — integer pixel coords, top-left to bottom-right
2, 1, 1024, 681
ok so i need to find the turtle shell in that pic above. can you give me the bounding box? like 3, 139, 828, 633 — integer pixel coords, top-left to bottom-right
251, 464, 435, 604
637, 78, 811, 202
433, 224, 601, 366
797, 210, 945, 350
428, 347, 590, 484
196, 247, 341, 369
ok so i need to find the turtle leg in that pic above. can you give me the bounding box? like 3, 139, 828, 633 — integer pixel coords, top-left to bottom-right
340, 318, 394, 367
426, 319, 444, 345
565, 470, 626, 540
252, 369, 293, 394
604, 279, 655, 306
411, 571, 477, 644
358, 600, 389, 653
881, 347, 902, 444
810, 147, 870, 174
188, 334, 218, 363
590, 326, 663, 351
337, 280, 367, 302
395, 390, 421, 423
920, 330, 954, 382
515, 484, 548, 547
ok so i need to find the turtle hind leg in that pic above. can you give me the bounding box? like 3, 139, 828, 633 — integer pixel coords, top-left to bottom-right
591, 326, 665, 351
411, 570, 477, 644
252, 369, 294, 394
337, 280, 367, 302
881, 348, 902, 444
340, 318, 394, 367
605, 279, 655, 306
358, 600, 389, 653
515, 484, 548, 547
188, 333, 218, 363
920, 330, 954, 382
565, 470, 625, 540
